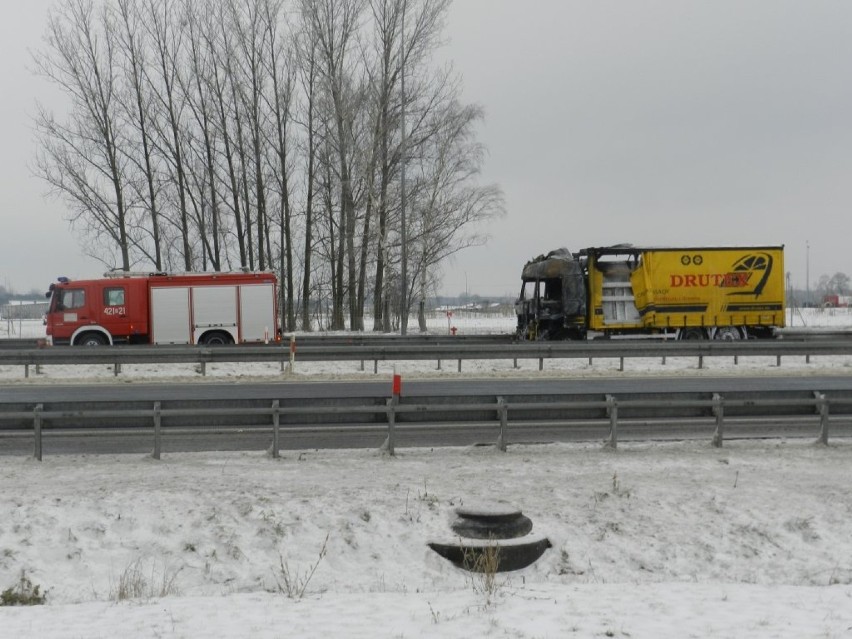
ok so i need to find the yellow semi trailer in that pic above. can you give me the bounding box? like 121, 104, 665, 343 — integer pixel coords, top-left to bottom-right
516, 245, 785, 340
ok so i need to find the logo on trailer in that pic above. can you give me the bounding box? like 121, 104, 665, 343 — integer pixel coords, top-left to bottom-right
669, 252, 774, 298
729, 253, 773, 297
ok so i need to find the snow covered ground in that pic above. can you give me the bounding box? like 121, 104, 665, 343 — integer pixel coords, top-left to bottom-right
2, 442, 852, 638
2, 309, 852, 638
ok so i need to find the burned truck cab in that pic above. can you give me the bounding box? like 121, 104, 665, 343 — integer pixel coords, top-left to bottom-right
515, 248, 587, 340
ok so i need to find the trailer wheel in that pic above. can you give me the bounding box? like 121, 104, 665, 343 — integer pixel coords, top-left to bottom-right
200, 331, 234, 346
76, 332, 107, 347
679, 327, 707, 340
714, 326, 743, 341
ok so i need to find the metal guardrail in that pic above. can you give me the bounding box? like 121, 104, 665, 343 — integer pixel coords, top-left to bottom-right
2, 388, 851, 459
0, 338, 44, 350
0, 333, 510, 351
4, 339, 852, 377
776, 328, 852, 339
3, 327, 852, 350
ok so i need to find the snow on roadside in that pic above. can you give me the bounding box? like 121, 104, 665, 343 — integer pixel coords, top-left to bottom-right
2, 441, 852, 638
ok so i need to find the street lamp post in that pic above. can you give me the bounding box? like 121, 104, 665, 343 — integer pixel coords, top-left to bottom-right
806, 240, 810, 307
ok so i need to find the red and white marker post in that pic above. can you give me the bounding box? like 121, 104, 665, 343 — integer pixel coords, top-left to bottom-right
288, 335, 296, 373
383, 366, 402, 456
392, 365, 402, 400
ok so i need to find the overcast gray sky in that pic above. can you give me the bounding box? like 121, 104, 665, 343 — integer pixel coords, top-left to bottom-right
2, 1, 851, 299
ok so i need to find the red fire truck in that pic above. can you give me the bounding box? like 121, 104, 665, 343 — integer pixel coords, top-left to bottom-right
44, 271, 278, 346
822, 294, 852, 308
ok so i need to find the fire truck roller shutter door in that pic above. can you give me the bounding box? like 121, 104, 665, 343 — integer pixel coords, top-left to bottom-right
239, 284, 276, 342
150, 287, 191, 344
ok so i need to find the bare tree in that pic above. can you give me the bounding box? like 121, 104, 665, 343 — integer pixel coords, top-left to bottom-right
204, 4, 248, 267
362, 0, 403, 331
817, 272, 851, 299
115, 0, 164, 270
230, 0, 271, 271
181, 0, 223, 270
34, 0, 133, 271
302, 0, 364, 330
142, 0, 194, 270
260, 0, 299, 331
220, 6, 257, 270
296, 26, 320, 331
360, 0, 453, 330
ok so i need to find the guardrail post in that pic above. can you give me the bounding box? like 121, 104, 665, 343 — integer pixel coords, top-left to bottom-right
270, 400, 280, 459
538, 357, 543, 371
199, 361, 206, 377
619, 357, 624, 372
382, 398, 396, 456
712, 393, 724, 448
458, 359, 462, 373
114, 362, 121, 377
604, 395, 617, 449
496, 396, 508, 452
288, 335, 296, 374
513, 357, 518, 369
776, 355, 782, 367
33, 403, 43, 461
698, 355, 704, 370
152, 401, 162, 460
35, 364, 42, 375
25, 364, 29, 379
381, 369, 401, 456
814, 392, 829, 446
437, 358, 442, 371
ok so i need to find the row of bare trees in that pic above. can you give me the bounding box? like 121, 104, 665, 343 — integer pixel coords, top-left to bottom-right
33, 0, 504, 331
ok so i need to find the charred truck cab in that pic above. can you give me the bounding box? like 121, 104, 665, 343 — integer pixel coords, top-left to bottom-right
515, 248, 587, 340
516, 245, 785, 340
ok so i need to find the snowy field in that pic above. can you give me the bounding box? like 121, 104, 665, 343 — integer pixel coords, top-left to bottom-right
2, 310, 852, 638
2, 442, 852, 638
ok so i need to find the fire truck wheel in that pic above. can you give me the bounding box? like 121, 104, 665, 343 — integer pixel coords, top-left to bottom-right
77, 332, 107, 347
201, 331, 233, 346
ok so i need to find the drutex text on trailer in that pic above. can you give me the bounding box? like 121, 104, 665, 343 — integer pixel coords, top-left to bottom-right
515, 244, 785, 340
44, 271, 278, 346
